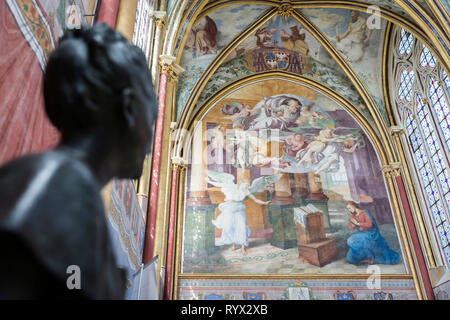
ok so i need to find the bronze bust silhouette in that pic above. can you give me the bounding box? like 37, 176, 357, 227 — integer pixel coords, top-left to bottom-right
0, 24, 157, 299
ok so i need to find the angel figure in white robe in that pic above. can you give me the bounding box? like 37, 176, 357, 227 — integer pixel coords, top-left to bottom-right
206, 170, 281, 255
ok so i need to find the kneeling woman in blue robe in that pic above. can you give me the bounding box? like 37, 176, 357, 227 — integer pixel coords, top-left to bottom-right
345, 201, 399, 265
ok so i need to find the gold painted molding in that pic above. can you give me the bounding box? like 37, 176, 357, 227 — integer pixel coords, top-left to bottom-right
381, 162, 402, 178
423, 0, 450, 40
172, 161, 186, 300
382, 22, 397, 127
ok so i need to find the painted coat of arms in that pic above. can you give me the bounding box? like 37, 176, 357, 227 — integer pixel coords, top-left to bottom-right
264, 50, 289, 70
334, 290, 356, 300
374, 291, 393, 300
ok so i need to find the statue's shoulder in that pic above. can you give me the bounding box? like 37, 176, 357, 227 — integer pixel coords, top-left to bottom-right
0, 151, 107, 249
0, 151, 123, 299
0, 151, 103, 228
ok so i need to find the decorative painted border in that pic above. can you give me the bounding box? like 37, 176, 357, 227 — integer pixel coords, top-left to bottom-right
177, 278, 418, 300
6, 0, 55, 70
107, 180, 146, 271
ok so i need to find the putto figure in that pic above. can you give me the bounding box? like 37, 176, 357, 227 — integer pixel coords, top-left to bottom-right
0, 24, 157, 299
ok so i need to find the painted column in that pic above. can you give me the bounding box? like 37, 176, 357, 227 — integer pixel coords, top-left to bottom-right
272, 172, 296, 205
184, 121, 216, 260
395, 174, 435, 300
95, 0, 120, 27
306, 172, 327, 200
149, 55, 184, 298
143, 71, 167, 263
270, 171, 297, 249
187, 122, 211, 206
237, 167, 269, 234
143, 56, 183, 263
305, 172, 331, 231
390, 126, 436, 268
151, 11, 167, 92
293, 173, 308, 200
163, 157, 186, 300
381, 163, 434, 300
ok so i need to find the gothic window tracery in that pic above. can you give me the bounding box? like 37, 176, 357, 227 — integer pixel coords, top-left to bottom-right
392, 27, 450, 265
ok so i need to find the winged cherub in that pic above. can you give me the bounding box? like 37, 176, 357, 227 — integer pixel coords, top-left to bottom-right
206, 170, 281, 255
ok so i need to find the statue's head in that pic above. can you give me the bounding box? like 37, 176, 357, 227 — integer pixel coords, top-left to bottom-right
43, 24, 157, 179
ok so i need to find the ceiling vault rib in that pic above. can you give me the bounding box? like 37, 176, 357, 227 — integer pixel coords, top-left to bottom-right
422, 0, 450, 38
162, 0, 187, 56
382, 21, 396, 127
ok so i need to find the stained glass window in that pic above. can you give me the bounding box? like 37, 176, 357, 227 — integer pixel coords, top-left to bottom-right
393, 28, 450, 265
398, 28, 414, 55
419, 46, 437, 69
443, 70, 450, 92
429, 76, 450, 151
398, 69, 415, 101
406, 112, 450, 259
416, 95, 450, 210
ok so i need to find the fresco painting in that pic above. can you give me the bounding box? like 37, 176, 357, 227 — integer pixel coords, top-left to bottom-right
191, 14, 370, 123
181, 79, 406, 275
359, 0, 411, 17
37, 0, 97, 39
177, 10, 372, 123
300, 8, 388, 120
176, 5, 270, 117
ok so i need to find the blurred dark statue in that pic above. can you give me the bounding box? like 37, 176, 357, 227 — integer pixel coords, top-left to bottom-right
0, 24, 157, 299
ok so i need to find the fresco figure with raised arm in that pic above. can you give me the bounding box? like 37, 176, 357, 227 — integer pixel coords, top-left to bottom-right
206, 170, 281, 255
